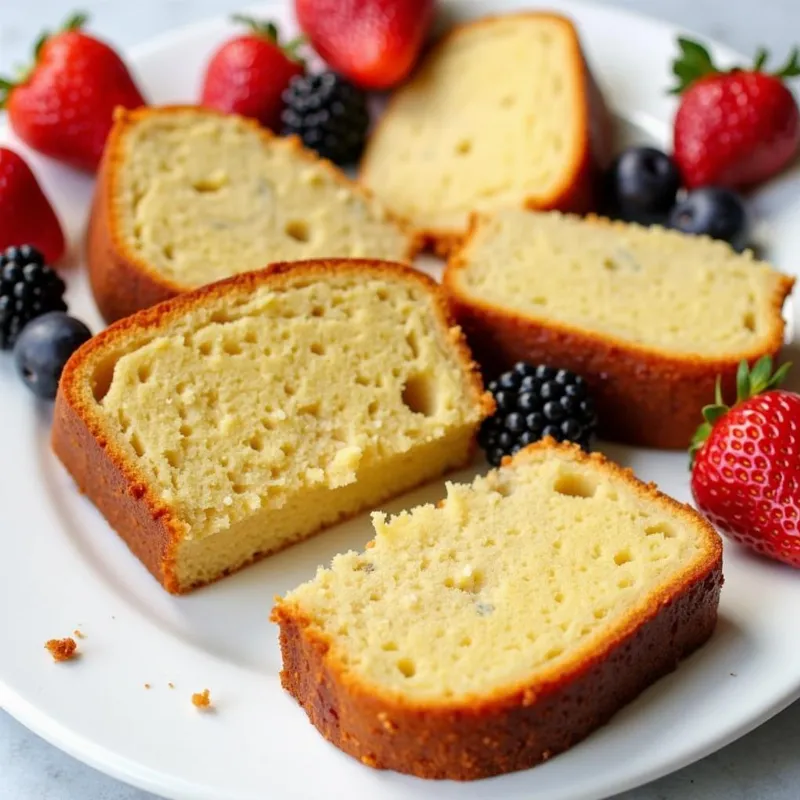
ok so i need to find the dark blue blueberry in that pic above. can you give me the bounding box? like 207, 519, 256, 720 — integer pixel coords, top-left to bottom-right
535, 365, 556, 381
488, 448, 506, 467
520, 375, 541, 394
603, 146, 681, 224
564, 381, 586, 399
14, 312, 91, 400
542, 424, 561, 440
513, 361, 536, 378
668, 187, 749, 251
519, 430, 539, 447
497, 430, 515, 450
560, 394, 579, 416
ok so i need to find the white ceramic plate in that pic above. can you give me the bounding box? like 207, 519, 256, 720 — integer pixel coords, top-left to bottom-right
2, 1, 800, 799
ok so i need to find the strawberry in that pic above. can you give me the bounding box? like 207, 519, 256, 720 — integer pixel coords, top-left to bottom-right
0, 148, 65, 265
671, 38, 800, 190
690, 357, 800, 567
295, 0, 435, 90
0, 12, 146, 173
200, 16, 305, 131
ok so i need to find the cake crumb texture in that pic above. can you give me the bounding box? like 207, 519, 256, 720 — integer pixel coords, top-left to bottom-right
45, 638, 78, 662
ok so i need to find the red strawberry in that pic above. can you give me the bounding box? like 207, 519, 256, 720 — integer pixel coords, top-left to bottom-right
690, 357, 800, 567
0, 12, 146, 173
671, 38, 800, 189
0, 148, 65, 265
200, 16, 305, 131
295, 0, 435, 90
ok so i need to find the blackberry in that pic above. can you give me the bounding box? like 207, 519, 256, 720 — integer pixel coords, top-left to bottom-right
0, 245, 67, 350
479, 362, 598, 466
281, 71, 370, 166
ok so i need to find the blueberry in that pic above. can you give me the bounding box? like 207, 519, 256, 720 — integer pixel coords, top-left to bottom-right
519, 375, 541, 394
519, 430, 539, 447
526, 411, 545, 432
497, 430, 515, 450
535, 365, 556, 381
542, 424, 561, 440
540, 380, 563, 401
561, 419, 583, 440
603, 146, 681, 224
14, 312, 91, 400
488, 448, 506, 467
668, 187, 750, 251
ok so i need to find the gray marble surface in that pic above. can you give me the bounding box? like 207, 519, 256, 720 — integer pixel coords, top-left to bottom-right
1, 0, 800, 798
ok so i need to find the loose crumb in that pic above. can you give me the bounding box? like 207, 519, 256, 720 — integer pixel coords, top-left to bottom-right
144, 683, 151, 690
73, 629, 86, 639
45, 638, 78, 662
192, 689, 212, 709
168, 682, 175, 689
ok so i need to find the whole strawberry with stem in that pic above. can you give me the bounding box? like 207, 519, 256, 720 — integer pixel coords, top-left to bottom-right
200, 16, 305, 131
672, 38, 800, 189
0, 148, 65, 265
0, 12, 146, 173
690, 357, 800, 567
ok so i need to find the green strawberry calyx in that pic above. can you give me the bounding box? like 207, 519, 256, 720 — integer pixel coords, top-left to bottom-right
230, 15, 306, 65
689, 355, 793, 465
0, 11, 89, 108
670, 37, 800, 94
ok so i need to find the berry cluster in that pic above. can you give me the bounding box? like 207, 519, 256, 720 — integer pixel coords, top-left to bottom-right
479, 363, 598, 467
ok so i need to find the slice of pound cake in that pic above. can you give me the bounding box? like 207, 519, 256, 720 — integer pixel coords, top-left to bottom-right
443, 210, 795, 449
360, 12, 610, 254
88, 107, 418, 322
52, 260, 491, 593
273, 440, 723, 780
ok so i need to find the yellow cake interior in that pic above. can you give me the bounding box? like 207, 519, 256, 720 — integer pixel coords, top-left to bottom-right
361, 15, 584, 233
114, 110, 411, 287
83, 269, 486, 589
453, 210, 791, 357
279, 445, 715, 701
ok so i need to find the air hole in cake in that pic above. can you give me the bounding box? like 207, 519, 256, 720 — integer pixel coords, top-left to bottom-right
594, 608, 608, 620
244, 331, 257, 344
130, 433, 145, 458
164, 449, 182, 468
396, 658, 416, 678
552, 540, 562, 552
645, 522, 676, 538
162, 243, 175, 262
284, 383, 296, 397
284, 219, 311, 243
369, 592, 381, 602
545, 646, 564, 660
743, 312, 756, 332
299, 402, 320, 418
459, 636, 472, 647
198, 341, 213, 357
381, 641, 398, 651
406, 330, 420, 359
192, 171, 228, 193
553, 471, 598, 499
614, 549, 633, 566
223, 340, 242, 356
618, 577, 634, 589
248, 434, 264, 452
180, 424, 193, 437
311, 305, 324, 317
455, 138, 473, 156
137, 364, 151, 383
500, 95, 516, 108
310, 342, 325, 356
554, 591, 564, 604
401, 373, 438, 417
209, 310, 230, 324
367, 400, 379, 416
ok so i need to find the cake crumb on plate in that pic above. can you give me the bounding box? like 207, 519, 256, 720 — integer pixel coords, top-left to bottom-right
192, 689, 212, 709
45, 638, 78, 662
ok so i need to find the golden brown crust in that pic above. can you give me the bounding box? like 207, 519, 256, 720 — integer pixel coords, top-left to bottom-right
52, 258, 491, 594
443, 215, 795, 449
360, 12, 612, 256
88, 106, 421, 323
272, 440, 723, 780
